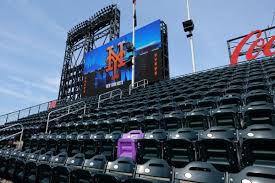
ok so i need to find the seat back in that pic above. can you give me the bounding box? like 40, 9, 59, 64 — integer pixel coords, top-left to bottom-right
228, 166, 275, 183
50, 152, 68, 166
83, 154, 107, 174
94, 157, 136, 182
164, 128, 197, 168
56, 132, 68, 154
211, 105, 240, 128
162, 110, 183, 131
101, 131, 122, 161
185, 108, 209, 130
46, 133, 57, 153
137, 129, 167, 164
242, 101, 275, 126
240, 124, 275, 167
133, 159, 172, 183
198, 127, 239, 172
66, 153, 85, 169
37, 151, 53, 164
67, 132, 80, 156
174, 162, 225, 183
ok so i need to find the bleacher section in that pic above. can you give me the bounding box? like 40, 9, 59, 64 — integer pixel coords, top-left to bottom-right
0, 57, 275, 182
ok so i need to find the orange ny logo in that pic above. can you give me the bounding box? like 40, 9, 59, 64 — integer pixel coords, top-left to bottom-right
105, 42, 126, 80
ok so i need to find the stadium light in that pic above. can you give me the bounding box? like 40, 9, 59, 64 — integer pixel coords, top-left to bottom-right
183, 0, 196, 73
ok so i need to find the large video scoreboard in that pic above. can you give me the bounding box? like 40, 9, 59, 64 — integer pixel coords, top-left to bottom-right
83, 20, 168, 96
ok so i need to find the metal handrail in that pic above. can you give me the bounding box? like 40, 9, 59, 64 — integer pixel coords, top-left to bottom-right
0, 98, 70, 125
98, 89, 123, 108
0, 123, 24, 143
45, 101, 86, 134
129, 79, 149, 95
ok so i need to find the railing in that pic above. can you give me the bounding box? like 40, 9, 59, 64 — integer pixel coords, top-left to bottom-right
0, 98, 71, 125
45, 101, 86, 134
98, 89, 123, 108
0, 123, 24, 143
129, 79, 149, 95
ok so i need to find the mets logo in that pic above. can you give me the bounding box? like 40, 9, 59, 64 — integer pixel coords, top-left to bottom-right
105, 42, 126, 80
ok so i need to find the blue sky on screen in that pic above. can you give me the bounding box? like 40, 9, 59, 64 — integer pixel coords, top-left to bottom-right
0, 0, 274, 114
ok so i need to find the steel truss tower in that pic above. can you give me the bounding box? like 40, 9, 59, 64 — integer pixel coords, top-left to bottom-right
58, 5, 120, 100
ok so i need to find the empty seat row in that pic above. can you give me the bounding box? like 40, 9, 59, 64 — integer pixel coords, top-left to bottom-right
0, 148, 275, 183
20, 125, 275, 172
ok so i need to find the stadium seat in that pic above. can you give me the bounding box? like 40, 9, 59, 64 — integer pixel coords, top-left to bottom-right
164, 128, 197, 168
0, 148, 13, 179
46, 133, 58, 154
174, 93, 187, 103
83, 120, 98, 133
136, 129, 167, 164
224, 85, 243, 95
29, 134, 39, 152
228, 166, 275, 183
127, 159, 172, 183
99, 131, 122, 161
17, 149, 44, 183
185, 108, 210, 130
197, 96, 218, 109
174, 162, 225, 183
144, 113, 163, 132
52, 153, 85, 183
240, 124, 275, 168
67, 132, 80, 156
114, 116, 129, 132
161, 102, 177, 113
177, 99, 195, 112
36, 152, 61, 183
97, 119, 112, 133
14, 152, 28, 183
246, 82, 268, 92
243, 90, 273, 105
70, 154, 107, 183
127, 115, 145, 131
5, 150, 20, 180
83, 131, 105, 159
219, 94, 242, 106
242, 101, 275, 127
162, 110, 184, 131
210, 104, 240, 128
197, 127, 240, 172
94, 157, 136, 182
56, 132, 69, 154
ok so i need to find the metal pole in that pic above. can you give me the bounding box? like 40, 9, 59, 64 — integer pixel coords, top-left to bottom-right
189, 36, 196, 72
186, 0, 191, 20
186, 0, 196, 73
131, 1, 136, 87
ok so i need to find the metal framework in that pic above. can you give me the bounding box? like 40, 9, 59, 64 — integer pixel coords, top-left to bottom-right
58, 5, 121, 101
227, 26, 275, 62
97, 89, 122, 108
129, 79, 148, 95
0, 123, 24, 144
160, 21, 170, 80
45, 101, 87, 134
0, 99, 61, 125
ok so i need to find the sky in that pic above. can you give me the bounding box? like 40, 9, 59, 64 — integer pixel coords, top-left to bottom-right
0, 0, 274, 115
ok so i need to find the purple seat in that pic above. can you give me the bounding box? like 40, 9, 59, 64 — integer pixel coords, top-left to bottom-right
117, 130, 144, 160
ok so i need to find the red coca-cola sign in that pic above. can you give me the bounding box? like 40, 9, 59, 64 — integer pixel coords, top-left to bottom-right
231, 30, 275, 65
